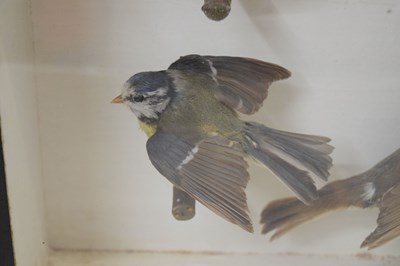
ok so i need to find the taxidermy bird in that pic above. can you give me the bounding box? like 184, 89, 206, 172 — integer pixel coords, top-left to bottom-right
260, 148, 400, 249
112, 54, 333, 232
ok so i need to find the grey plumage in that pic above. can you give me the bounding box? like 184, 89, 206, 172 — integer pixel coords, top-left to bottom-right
148, 133, 252, 232
244, 122, 333, 204
114, 55, 334, 232
260, 148, 400, 249
169, 55, 291, 115
361, 183, 400, 249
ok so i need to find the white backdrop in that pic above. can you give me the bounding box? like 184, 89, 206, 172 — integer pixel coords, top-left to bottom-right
30, 0, 400, 255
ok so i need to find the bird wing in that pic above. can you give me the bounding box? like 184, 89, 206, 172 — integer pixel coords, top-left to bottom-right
146, 130, 253, 232
168, 54, 291, 115
361, 183, 400, 249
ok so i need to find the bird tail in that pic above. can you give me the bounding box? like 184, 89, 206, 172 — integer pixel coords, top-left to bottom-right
260, 176, 366, 240
361, 184, 400, 250
260, 147, 400, 248
243, 121, 334, 204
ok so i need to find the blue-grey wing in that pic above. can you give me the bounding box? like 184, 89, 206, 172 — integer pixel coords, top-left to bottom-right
168, 54, 290, 114
146, 131, 253, 232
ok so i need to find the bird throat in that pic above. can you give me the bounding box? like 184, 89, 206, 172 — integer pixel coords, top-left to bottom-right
138, 120, 157, 138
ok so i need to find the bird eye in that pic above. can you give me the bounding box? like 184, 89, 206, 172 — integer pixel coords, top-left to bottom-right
133, 95, 145, 102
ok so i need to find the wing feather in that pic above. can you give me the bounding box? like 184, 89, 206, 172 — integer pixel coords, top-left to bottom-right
147, 132, 253, 232
168, 54, 291, 114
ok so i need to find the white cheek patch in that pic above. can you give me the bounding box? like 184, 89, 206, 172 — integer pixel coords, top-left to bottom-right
361, 182, 376, 201
177, 146, 199, 170
127, 101, 158, 119
124, 87, 171, 120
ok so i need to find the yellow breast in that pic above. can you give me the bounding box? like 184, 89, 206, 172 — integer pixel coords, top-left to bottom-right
138, 121, 157, 138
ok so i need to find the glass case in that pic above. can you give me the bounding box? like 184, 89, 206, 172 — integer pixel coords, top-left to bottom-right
1, 1, 399, 265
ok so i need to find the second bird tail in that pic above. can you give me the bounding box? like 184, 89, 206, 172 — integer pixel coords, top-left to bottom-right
260, 175, 367, 240
260, 148, 400, 249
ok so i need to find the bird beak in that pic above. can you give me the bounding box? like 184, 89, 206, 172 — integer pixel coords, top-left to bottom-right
111, 95, 123, 104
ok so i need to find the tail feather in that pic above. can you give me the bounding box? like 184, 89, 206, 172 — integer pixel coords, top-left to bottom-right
361, 184, 400, 249
249, 147, 318, 204
260, 182, 352, 239
245, 122, 333, 180
261, 148, 400, 249
260, 197, 321, 239
260, 176, 374, 239
244, 122, 333, 204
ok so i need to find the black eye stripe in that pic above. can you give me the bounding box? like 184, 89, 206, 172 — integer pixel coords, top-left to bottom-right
132, 95, 145, 102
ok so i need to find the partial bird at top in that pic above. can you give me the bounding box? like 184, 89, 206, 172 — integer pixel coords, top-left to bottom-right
112, 54, 333, 232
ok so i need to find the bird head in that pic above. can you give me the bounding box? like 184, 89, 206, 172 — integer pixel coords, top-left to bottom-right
112, 71, 173, 123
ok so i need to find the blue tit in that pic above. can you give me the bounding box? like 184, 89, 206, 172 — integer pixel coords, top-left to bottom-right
112, 54, 333, 232
261, 148, 400, 249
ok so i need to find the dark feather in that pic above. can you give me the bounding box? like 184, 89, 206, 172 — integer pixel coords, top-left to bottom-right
245, 122, 333, 181
260, 148, 400, 249
168, 54, 291, 114
361, 184, 400, 249
259, 176, 365, 239
244, 122, 334, 204
248, 146, 318, 204
147, 132, 253, 232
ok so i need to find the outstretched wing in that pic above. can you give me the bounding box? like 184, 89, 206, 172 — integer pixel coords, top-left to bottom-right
361, 184, 400, 249
168, 54, 291, 115
146, 131, 253, 232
